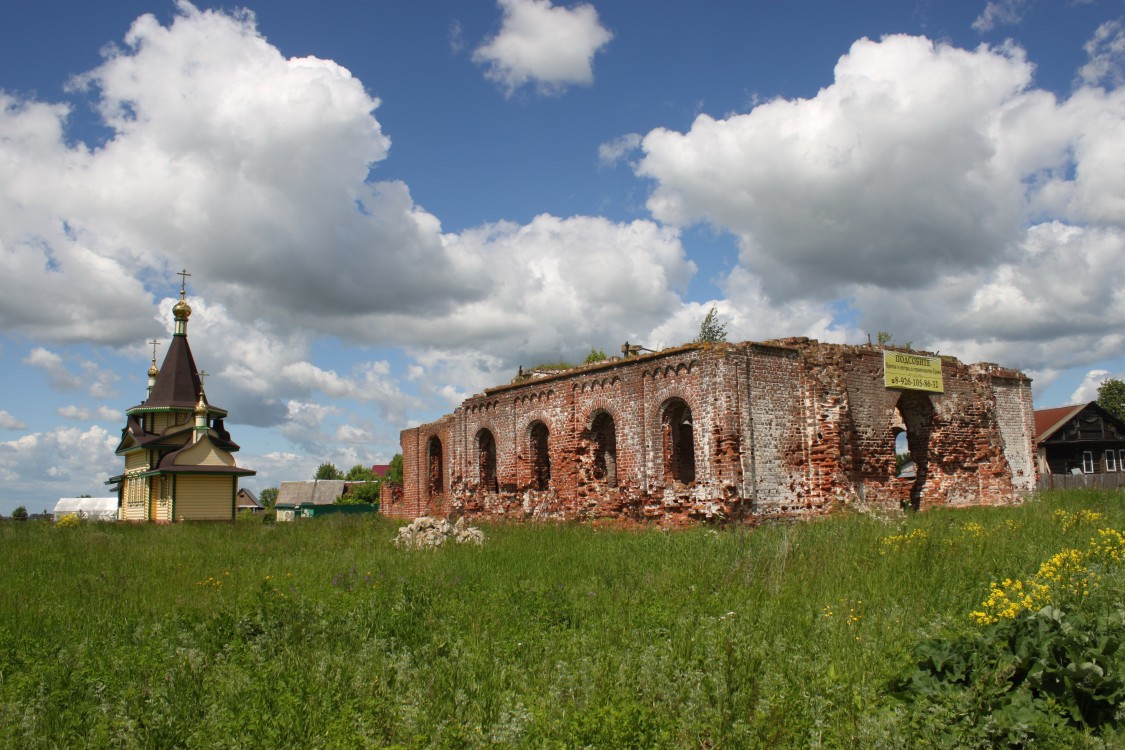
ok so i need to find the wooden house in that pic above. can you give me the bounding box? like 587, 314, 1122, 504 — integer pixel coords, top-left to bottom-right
1035, 402, 1125, 486
236, 488, 263, 513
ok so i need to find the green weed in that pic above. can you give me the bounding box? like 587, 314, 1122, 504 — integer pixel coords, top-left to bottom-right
0, 490, 1121, 747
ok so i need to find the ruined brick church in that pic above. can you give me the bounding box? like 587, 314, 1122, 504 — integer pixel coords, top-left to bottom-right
389, 338, 1036, 524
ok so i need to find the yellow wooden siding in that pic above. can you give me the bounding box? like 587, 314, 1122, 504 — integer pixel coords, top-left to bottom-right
175, 475, 233, 521
174, 439, 235, 467
122, 475, 149, 521
125, 451, 149, 472
149, 475, 173, 522
152, 412, 190, 435
163, 426, 193, 445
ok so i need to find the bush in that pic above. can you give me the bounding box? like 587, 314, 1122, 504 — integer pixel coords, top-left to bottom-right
54, 513, 82, 529
892, 523, 1125, 746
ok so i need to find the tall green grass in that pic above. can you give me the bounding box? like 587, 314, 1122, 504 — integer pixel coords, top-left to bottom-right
1, 490, 1122, 748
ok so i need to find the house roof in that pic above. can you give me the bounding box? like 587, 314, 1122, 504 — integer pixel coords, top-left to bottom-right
1034, 401, 1125, 443
277, 480, 348, 506
1034, 404, 1087, 442
371, 464, 390, 476
236, 488, 261, 508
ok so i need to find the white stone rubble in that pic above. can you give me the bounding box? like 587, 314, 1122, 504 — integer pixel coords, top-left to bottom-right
394, 516, 484, 549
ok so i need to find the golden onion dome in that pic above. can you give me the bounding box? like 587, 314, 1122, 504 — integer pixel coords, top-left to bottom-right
148, 363, 159, 378
195, 392, 208, 416
173, 297, 192, 320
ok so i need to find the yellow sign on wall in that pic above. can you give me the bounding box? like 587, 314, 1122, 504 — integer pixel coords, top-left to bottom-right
883, 351, 944, 393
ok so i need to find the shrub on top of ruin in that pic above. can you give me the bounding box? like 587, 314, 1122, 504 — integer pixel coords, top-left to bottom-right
876, 331, 913, 350
695, 305, 727, 344
584, 349, 607, 364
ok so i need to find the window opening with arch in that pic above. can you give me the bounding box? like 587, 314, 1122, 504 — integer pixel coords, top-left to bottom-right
477, 428, 498, 492
661, 398, 695, 485
427, 436, 443, 497
893, 392, 934, 511
589, 411, 618, 486
529, 421, 551, 491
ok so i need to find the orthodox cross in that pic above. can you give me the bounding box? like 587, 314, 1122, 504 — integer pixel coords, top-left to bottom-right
149, 339, 161, 366
199, 370, 209, 389
177, 268, 191, 298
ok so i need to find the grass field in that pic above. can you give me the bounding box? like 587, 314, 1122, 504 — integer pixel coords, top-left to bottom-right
1, 490, 1123, 748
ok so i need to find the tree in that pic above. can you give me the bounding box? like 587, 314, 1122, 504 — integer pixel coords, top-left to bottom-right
695, 305, 727, 343
314, 462, 344, 480
877, 331, 913, 350
384, 454, 404, 485
258, 487, 278, 509
11, 506, 27, 521
345, 464, 376, 482
584, 349, 607, 364
1097, 377, 1125, 422
339, 481, 381, 506
340, 464, 382, 505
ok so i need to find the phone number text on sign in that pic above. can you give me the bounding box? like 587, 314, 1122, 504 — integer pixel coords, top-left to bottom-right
883, 351, 944, 393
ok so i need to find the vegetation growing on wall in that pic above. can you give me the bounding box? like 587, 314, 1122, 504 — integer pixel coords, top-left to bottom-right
695, 305, 728, 343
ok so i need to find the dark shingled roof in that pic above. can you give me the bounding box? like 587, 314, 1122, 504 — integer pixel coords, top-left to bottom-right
146, 335, 202, 409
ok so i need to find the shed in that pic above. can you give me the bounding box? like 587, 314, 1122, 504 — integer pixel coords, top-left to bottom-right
53, 497, 119, 522
274, 480, 377, 521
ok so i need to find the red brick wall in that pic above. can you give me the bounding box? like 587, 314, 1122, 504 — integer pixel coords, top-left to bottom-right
394, 340, 1036, 524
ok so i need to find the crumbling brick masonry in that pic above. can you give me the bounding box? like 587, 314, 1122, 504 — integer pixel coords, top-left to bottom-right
387, 339, 1036, 524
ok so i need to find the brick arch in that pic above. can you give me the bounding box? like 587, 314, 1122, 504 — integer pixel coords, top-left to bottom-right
425, 434, 444, 498
658, 396, 696, 485
582, 408, 618, 487
475, 426, 498, 493
526, 419, 551, 491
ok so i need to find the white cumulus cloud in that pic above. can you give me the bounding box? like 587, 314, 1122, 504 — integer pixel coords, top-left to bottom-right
634, 33, 1125, 376
0, 411, 27, 430
473, 0, 613, 96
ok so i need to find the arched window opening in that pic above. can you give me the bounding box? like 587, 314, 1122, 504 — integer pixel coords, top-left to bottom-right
530, 421, 551, 491
891, 409, 913, 479
477, 428, 497, 492
590, 411, 617, 486
426, 436, 443, 497
662, 398, 695, 485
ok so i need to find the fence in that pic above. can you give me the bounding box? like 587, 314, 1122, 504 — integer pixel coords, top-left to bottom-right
1037, 472, 1125, 492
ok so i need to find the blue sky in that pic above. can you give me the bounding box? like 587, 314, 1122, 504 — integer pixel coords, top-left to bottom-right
2, 0, 1125, 514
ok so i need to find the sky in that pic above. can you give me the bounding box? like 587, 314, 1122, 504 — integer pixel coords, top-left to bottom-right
2, 0, 1125, 515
